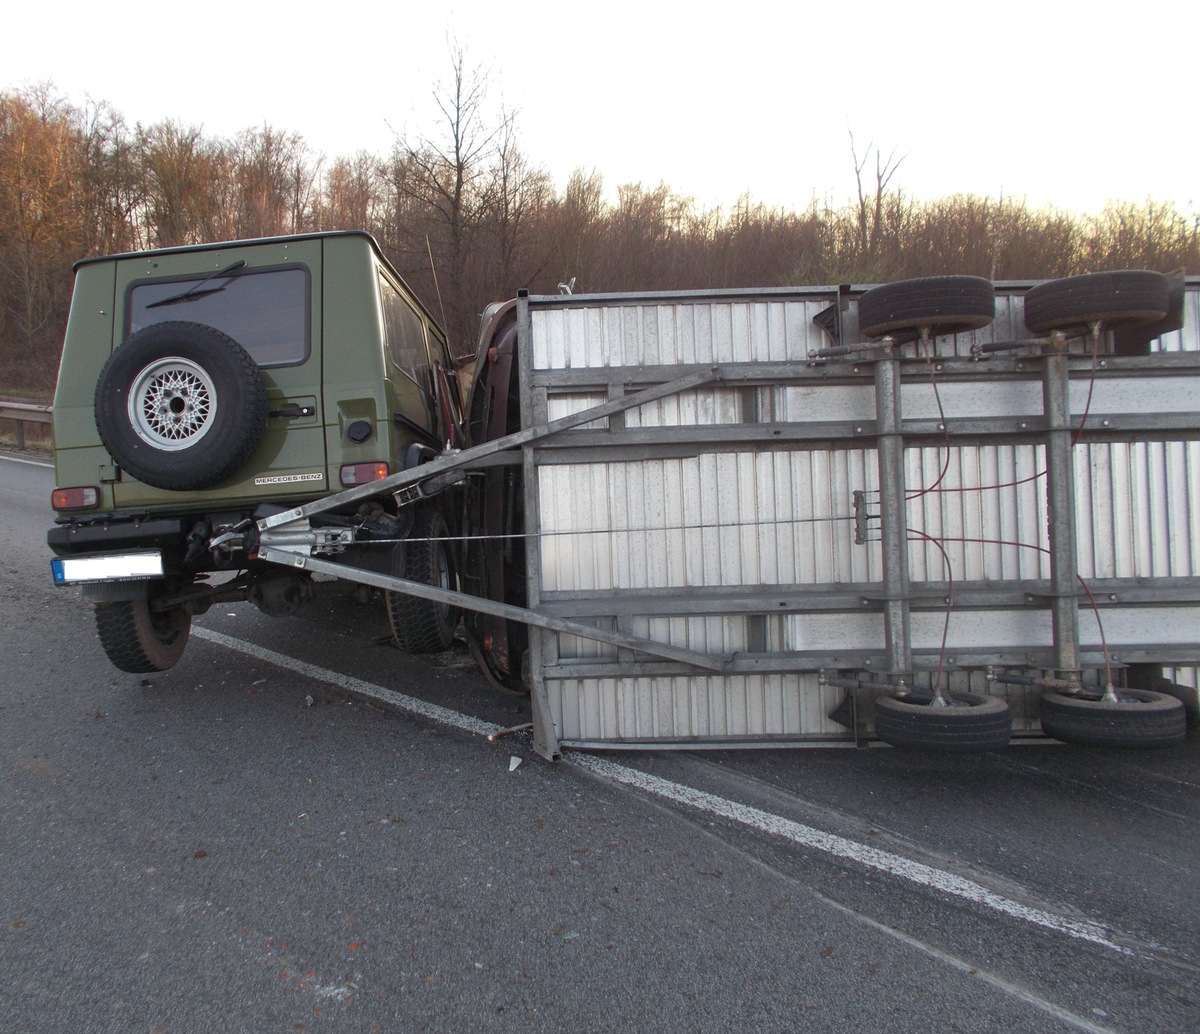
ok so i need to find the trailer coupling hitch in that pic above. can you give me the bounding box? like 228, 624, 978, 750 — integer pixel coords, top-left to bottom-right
208, 519, 253, 556
186, 518, 253, 565
257, 520, 357, 557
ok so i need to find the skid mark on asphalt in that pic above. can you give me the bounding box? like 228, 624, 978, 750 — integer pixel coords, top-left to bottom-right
195, 626, 1146, 967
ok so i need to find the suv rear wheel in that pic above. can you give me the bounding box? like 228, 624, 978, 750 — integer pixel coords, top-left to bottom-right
95, 598, 191, 673
387, 508, 460, 654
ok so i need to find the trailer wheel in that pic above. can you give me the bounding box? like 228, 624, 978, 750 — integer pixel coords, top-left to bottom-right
95, 321, 268, 491
387, 508, 459, 654
95, 599, 191, 673
858, 276, 996, 339
1039, 689, 1185, 748
874, 692, 1011, 751
1023, 270, 1170, 335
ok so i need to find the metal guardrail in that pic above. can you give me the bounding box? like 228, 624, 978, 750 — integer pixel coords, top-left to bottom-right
0, 402, 52, 450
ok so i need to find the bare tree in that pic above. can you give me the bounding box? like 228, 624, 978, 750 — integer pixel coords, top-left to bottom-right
140, 120, 221, 247
386, 43, 526, 346
477, 109, 552, 295
543, 168, 605, 290
77, 99, 143, 254
849, 130, 908, 278
0, 84, 83, 383
1, 77, 1197, 394
229, 125, 317, 237
317, 151, 385, 231
1080, 200, 1200, 273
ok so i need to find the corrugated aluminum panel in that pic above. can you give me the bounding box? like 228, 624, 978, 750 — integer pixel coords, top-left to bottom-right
538, 449, 875, 593
545, 668, 1047, 743
1075, 441, 1200, 579
532, 296, 830, 370
551, 673, 839, 743
905, 444, 1049, 582
523, 282, 1200, 748
1160, 285, 1199, 352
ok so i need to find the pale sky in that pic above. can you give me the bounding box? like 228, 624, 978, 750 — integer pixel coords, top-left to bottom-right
5, 1, 1196, 215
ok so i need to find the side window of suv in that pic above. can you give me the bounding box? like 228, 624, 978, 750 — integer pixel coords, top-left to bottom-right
127, 266, 311, 367
379, 271, 434, 394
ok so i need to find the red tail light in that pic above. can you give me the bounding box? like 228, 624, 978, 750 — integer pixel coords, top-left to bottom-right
52, 487, 100, 511
339, 462, 389, 487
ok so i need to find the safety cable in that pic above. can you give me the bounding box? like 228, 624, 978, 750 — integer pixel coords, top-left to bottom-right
900, 322, 1112, 686
907, 529, 954, 694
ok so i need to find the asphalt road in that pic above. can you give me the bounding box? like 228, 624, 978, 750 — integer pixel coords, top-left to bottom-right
3, 453, 1199, 1033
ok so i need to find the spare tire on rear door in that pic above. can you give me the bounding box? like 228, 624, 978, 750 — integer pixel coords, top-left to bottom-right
95, 321, 268, 491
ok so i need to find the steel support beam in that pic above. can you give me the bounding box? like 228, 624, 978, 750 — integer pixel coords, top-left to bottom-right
1042, 339, 1081, 681
874, 350, 913, 683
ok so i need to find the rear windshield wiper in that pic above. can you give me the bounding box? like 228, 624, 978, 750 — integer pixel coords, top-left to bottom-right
145, 259, 247, 309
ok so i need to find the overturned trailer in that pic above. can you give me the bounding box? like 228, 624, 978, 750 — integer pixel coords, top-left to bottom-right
257, 270, 1199, 759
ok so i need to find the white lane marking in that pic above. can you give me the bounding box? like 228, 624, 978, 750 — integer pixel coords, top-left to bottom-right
567, 752, 1135, 956
194, 626, 1136, 961
1, 453, 53, 469
812, 891, 1120, 1034
192, 627, 502, 738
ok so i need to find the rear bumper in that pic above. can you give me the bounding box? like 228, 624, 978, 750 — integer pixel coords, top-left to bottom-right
48, 516, 187, 557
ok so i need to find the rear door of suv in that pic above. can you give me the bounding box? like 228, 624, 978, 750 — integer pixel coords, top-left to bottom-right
110, 237, 326, 508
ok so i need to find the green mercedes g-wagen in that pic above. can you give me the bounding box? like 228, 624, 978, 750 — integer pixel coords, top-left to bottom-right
48, 231, 465, 672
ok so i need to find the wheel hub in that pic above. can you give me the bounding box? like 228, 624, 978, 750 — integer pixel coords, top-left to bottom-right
128, 357, 217, 449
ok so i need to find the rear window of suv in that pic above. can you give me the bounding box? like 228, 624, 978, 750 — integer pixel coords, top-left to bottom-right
126, 265, 311, 367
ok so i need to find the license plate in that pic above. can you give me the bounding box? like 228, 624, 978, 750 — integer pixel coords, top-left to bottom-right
51, 551, 164, 585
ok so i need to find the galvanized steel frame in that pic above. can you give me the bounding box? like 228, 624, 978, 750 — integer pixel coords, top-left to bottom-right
254, 279, 1200, 758
516, 282, 1200, 755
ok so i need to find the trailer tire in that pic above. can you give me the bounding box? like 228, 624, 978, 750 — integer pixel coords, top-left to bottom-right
1039, 689, 1186, 748
858, 276, 996, 339
1023, 270, 1170, 335
95, 321, 268, 491
387, 509, 459, 654
1113, 271, 1187, 355
874, 692, 1011, 751
95, 599, 191, 673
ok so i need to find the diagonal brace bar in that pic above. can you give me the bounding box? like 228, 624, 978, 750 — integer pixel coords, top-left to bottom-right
255, 542, 733, 674
259, 366, 721, 531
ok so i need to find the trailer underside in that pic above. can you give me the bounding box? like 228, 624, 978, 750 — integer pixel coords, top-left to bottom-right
256, 276, 1200, 759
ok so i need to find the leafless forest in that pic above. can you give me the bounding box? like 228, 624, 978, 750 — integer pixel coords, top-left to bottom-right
2, 70, 1197, 393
